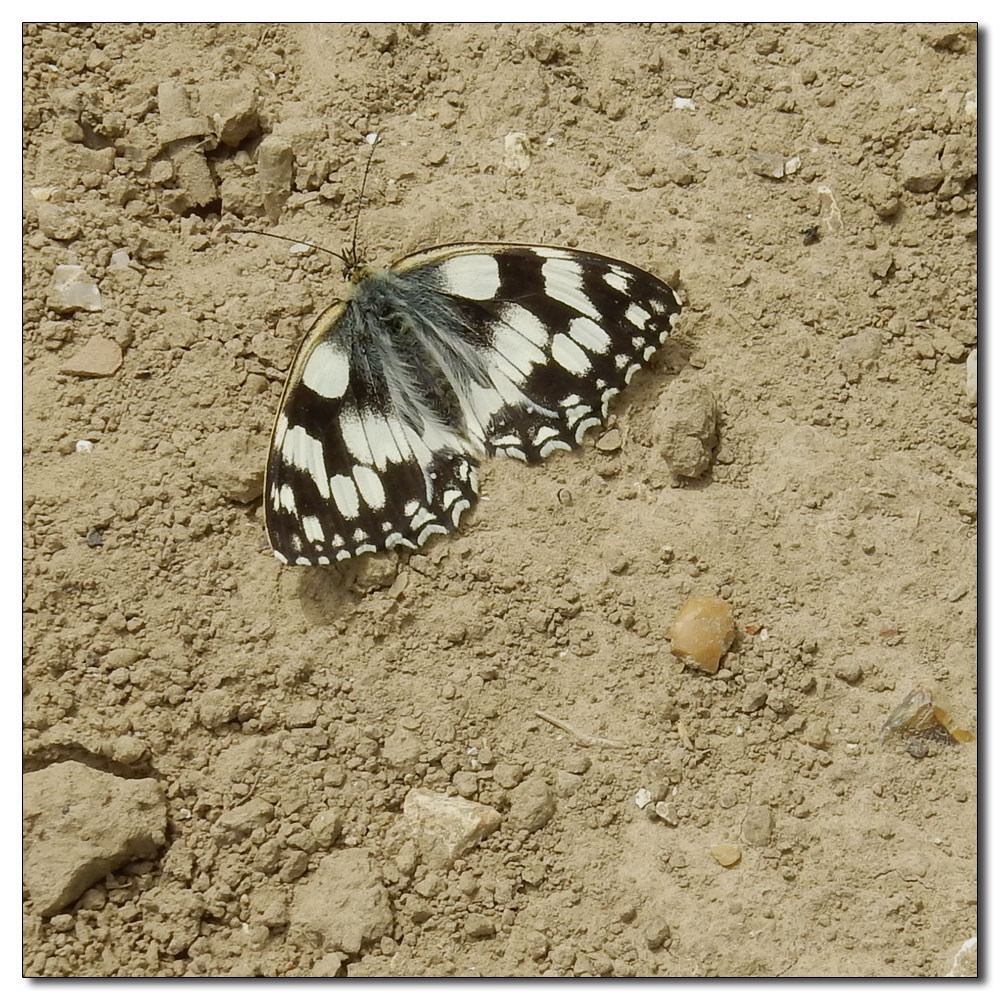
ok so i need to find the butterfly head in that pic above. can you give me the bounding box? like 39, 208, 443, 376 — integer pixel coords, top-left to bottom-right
340, 245, 370, 284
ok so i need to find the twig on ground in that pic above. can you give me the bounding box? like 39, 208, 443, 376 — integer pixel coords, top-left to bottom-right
534, 710, 629, 749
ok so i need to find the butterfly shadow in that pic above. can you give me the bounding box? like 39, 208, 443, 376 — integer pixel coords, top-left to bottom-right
285, 554, 406, 627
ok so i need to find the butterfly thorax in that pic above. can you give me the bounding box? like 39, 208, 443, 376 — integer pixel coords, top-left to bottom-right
346, 262, 379, 285
343, 269, 475, 448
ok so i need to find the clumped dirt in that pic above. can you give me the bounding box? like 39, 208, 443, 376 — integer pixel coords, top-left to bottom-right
22, 23, 977, 977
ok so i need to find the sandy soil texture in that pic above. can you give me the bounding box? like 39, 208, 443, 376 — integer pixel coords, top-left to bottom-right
22, 23, 977, 977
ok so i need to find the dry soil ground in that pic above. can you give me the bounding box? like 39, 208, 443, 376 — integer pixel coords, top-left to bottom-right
22, 22, 977, 977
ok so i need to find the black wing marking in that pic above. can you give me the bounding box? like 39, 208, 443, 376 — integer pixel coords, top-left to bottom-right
398, 244, 681, 462
264, 299, 480, 565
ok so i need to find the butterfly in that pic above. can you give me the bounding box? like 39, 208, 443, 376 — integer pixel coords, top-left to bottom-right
262, 238, 682, 565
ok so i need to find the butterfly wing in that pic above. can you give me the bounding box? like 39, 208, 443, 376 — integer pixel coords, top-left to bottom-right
264, 299, 480, 565
265, 243, 681, 565
392, 243, 682, 462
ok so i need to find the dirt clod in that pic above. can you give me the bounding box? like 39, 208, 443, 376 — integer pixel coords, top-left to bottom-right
23, 763, 167, 916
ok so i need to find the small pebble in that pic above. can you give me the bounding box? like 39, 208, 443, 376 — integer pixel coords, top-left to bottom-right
966, 349, 977, 405
710, 844, 742, 867
48, 265, 102, 314
643, 918, 672, 950
465, 914, 496, 939
60, 336, 122, 377
596, 429, 622, 452
746, 151, 786, 178
669, 595, 736, 673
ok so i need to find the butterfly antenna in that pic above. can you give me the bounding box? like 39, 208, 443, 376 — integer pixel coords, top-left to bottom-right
349, 132, 380, 268
228, 228, 352, 269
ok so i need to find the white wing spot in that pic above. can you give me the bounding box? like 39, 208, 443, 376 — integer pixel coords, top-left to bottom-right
626, 303, 651, 328
568, 315, 611, 354
541, 258, 601, 321
493, 318, 547, 376
329, 474, 360, 519
451, 499, 471, 526
417, 522, 449, 545
436, 254, 502, 300
533, 426, 560, 445
531, 246, 574, 260
603, 270, 629, 292
574, 416, 602, 443
410, 507, 436, 530
352, 464, 386, 510
281, 425, 331, 499
497, 303, 549, 348
302, 515, 326, 543
279, 484, 297, 514
540, 438, 572, 458
551, 332, 591, 375
301, 340, 350, 399
340, 410, 376, 465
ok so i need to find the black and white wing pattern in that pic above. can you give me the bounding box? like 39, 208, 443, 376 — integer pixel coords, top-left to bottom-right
265, 243, 681, 565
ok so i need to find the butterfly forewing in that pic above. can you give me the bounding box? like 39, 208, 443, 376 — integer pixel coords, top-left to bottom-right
400, 244, 681, 461
265, 243, 680, 565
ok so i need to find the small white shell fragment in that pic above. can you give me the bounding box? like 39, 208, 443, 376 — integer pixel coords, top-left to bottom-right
503, 132, 531, 174
634, 788, 653, 809
654, 801, 679, 825
673, 97, 696, 111
785, 155, 802, 174
966, 349, 977, 405
75, 440, 94, 454
48, 265, 102, 313
109, 249, 132, 269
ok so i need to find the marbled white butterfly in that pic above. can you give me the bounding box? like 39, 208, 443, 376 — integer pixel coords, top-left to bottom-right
264, 239, 681, 565
261, 140, 681, 565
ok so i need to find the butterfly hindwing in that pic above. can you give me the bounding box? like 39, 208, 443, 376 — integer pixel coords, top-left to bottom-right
265, 243, 681, 565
